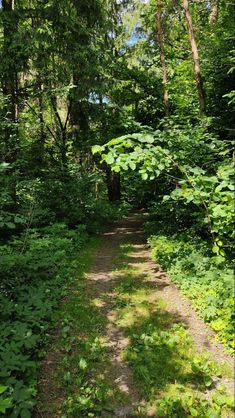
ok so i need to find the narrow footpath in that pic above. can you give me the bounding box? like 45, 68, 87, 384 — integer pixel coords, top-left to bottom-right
35, 214, 234, 418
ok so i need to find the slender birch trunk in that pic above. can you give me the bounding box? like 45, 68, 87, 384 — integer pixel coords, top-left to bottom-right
156, 0, 170, 117
2, 0, 17, 125
209, 0, 218, 24
182, 0, 206, 116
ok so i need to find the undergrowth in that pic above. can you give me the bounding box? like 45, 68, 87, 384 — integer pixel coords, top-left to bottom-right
34, 233, 129, 417
0, 224, 98, 417
0, 196, 129, 417
112, 243, 234, 417
147, 231, 234, 352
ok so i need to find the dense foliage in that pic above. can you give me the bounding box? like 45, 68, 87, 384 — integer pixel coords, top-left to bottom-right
92, 0, 235, 354
146, 214, 234, 351
0, 224, 88, 416
0, 0, 234, 416
93, 121, 234, 256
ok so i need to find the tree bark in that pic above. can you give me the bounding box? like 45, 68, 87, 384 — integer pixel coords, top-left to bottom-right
156, 0, 170, 117
2, 0, 18, 206
2, 0, 18, 128
50, 95, 68, 171
182, 0, 206, 116
209, 0, 218, 24
106, 166, 121, 203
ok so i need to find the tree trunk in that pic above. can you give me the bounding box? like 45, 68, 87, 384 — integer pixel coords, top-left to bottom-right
106, 166, 121, 203
209, 0, 218, 24
182, 0, 206, 116
51, 95, 68, 171
70, 72, 89, 148
2, 0, 18, 135
2, 0, 18, 206
156, 0, 170, 117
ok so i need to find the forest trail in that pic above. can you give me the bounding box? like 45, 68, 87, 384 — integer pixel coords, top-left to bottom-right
35, 214, 234, 417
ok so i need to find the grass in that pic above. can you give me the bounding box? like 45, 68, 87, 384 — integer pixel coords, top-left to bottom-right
148, 232, 234, 352
36, 238, 130, 418
36, 240, 234, 418
111, 244, 234, 417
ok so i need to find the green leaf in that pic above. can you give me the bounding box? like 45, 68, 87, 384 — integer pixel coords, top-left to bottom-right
129, 161, 136, 170
189, 408, 198, 417
105, 154, 115, 165
112, 165, 121, 173
20, 409, 31, 418
212, 246, 219, 254
79, 358, 87, 370
92, 145, 102, 155
0, 397, 13, 414
6, 222, 16, 229
0, 386, 8, 395
142, 172, 148, 180
204, 376, 213, 387
137, 134, 154, 144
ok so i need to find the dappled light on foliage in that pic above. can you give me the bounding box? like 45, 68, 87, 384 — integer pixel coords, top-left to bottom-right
0, 0, 234, 416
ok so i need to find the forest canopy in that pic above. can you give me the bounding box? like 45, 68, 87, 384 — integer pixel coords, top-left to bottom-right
0, 0, 234, 416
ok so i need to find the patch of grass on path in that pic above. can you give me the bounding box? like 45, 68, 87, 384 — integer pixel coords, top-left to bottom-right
36, 238, 234, 418
112, 244, 234, 417
36, 238, 129, 418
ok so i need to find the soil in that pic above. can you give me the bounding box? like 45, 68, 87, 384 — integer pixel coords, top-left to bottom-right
34, 213, 234, 417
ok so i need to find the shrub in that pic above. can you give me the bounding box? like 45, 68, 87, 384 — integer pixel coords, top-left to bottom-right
148, 232, 234, 351
0, 223, 88, 417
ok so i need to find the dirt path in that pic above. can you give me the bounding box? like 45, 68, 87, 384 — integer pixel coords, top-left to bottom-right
85, 217, 145, 416
35, 214, 234, 417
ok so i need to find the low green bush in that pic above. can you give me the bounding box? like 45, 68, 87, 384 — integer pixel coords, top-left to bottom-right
156, 386, 234, 418
0, 224, 89, 417
148, 232, 234, 352
0, 223, 87, 294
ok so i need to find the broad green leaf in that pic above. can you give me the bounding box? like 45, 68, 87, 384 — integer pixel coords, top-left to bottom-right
112, 165, 121, 173
79, 358, 87, 370
0, 387, 8, 395
0, 397, 13, 414
92, 145, 102, 154
20, 409, 31, 418
189, 408, 198, 417
105, 154, 115, 165
129, 161, 136, 170
6, 222, 16, 229
142, 172, 148, 180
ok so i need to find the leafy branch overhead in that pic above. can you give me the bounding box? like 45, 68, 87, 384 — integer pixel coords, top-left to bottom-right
93, 123, 234, 254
